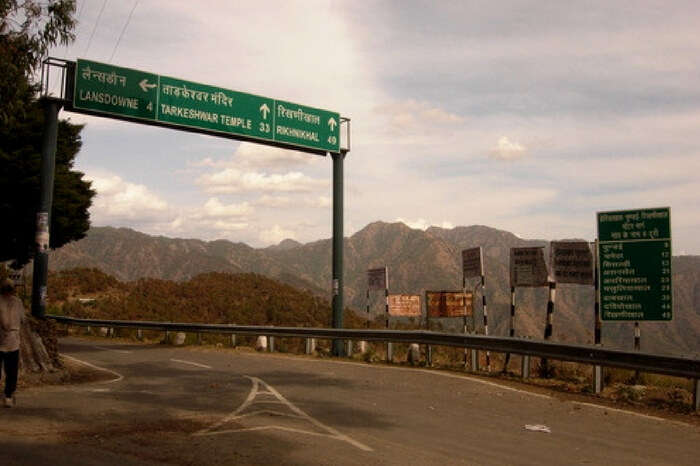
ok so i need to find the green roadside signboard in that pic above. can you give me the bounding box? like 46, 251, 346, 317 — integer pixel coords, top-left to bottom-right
71, 59, 340, 154
597, 207, 672, 321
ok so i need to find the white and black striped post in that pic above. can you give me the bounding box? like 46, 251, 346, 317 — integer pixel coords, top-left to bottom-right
385, 267, 392, 363
633, 322, 641, 381
366, 288, 370, 328
425, 290, 432, 367
463, 276, 469, 368
593, 241, 603, 394
540, 280, 556, 376
481, 274, 491, 371
503, 286, 516, 372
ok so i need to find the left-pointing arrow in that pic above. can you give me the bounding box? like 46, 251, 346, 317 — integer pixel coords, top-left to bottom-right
139, 79, 156, 92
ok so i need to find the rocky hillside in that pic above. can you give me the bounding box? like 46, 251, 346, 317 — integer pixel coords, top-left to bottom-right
49, 222, 700, 357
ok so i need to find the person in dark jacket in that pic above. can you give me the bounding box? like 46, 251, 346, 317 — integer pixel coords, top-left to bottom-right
0, 278, 26, 408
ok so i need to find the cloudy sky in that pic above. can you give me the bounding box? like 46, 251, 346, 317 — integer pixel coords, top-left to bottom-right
46, 1, 700, 253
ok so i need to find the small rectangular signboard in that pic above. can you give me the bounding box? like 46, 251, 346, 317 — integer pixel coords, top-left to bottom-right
510, 247, 549, 287
426, 291, 473, 318
71, 59, 341, 154
367, 267, 387, 290
597, 207, 672, 321
461, 247, 483, 279
388, 294, 421, 317
550, 241, 593, 285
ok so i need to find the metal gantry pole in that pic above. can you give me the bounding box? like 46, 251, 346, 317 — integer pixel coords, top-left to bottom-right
31, 98, 62, 318
331, 152, 345, 357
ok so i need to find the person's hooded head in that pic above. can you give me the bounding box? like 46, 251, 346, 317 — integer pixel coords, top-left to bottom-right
1, 279, 15, 296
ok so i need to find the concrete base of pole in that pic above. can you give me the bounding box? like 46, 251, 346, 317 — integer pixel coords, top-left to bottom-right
99, 327, 109, 337
594, 365, 603, 394
387, 342, 393, 363
407, 344, 420, 366
305, 338, 316, 354
471, 349, 479, 372
173, 332, 186, 346
521, 355, 530, 379
358, 341, 367, 354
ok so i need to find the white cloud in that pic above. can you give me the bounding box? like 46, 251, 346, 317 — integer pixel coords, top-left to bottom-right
395, 218, 455, 231
304, 196, 332, 208
490, 136, 527, 160
259, 225, 297, 245
87, 174, 171, 224
199, 198, 252, 218
255, 195, 292, 208
197, 168, 328, 194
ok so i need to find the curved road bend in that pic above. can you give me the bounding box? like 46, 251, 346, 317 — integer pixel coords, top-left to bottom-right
1, 337, 698, 465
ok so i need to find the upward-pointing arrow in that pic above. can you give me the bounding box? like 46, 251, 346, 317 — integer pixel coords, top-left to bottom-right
259, 103, 270, 119
328, 117, 337, 131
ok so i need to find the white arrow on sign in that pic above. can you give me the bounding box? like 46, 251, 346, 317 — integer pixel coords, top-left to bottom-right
328, 117, 337, 131
139, 79, 156, 92
259, 103, 270, 119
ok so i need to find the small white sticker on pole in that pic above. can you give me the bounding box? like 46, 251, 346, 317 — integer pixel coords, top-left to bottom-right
36, 211, 50, 252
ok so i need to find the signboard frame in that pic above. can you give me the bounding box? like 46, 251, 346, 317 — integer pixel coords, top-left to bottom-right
426, 290, 473, 318
66, 59, 343, 156
550, 241, 594, 285
509, 247, 549, 288
597, 207, 672, 322
387, 294, 422, 317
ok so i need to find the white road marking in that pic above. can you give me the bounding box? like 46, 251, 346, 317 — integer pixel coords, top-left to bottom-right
242, 351, 552, 400
571, 401, 694, 427
195, 376, 373, 452
91, 345, 132, 354
170, 358, 212, 369
61, 354, 124, 384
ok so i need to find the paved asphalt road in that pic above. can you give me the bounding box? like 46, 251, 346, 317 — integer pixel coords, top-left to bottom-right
1, 337, 699, 465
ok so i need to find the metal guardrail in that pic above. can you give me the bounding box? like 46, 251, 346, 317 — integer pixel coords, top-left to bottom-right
48, 315, 700, 379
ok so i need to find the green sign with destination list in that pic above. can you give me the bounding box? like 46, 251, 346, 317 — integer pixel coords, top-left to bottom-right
597, 207, 672, 321
72, 59, 340, 154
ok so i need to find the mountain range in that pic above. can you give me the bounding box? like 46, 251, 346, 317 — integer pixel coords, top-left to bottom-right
48, 222, 700, 358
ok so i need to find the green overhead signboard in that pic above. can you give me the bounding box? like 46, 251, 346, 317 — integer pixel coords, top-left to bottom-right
597, 207, 672, 321
72, 59, 340, 154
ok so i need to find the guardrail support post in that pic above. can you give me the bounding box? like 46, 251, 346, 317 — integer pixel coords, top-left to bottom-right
136, 329, 143, 341
521, 355, 530, 379
387, 342, 393, 363
305, 338, 316, 354
230, 334, 236, 347
693, 378, 699, 412
426, 345, 432, 367
471, 349, 479, 372
345, 340, 353, 357
269, 336, 275, 353
197, 333, 202, 345
594, 365, 603, 394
